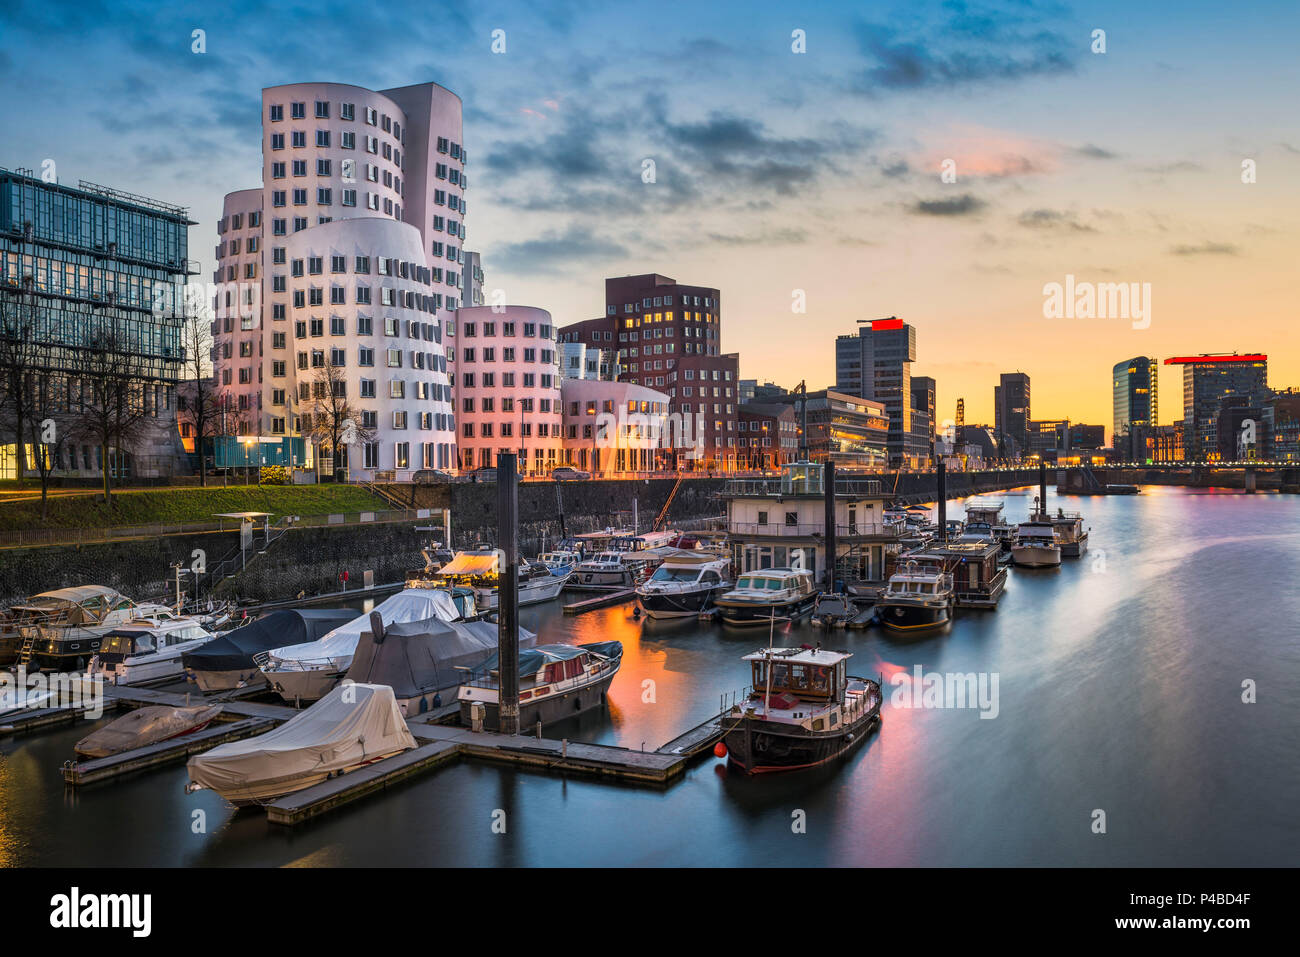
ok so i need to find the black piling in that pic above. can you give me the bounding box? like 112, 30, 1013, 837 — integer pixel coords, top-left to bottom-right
937, 459, 947, 541
497, 453, 520, 736
1038, 461, 1048, 518
823, 459, 837, 593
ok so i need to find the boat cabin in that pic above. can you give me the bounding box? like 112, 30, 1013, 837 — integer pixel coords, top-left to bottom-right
98, 619, 211, 658
903, 540, 1006, 608
745, 647, 852, 705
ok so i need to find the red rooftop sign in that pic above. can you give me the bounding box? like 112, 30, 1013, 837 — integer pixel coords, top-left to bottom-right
1164, 354, 1267, 365
871, 318, 904, 330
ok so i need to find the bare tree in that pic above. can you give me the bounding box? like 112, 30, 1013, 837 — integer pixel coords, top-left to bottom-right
68, 311, 152, 505
178, 306, 219, 486
305, 360, 373, 482
0, 276, 40, 486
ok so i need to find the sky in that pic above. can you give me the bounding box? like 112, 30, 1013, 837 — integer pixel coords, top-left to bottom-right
3, 0, 1298, 439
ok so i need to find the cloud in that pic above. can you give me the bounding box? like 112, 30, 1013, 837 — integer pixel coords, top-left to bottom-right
1017, 208, 1096, 231
491, 225, 629, 275
1072, 144, 1118, 160
1169, 241, 1239, 256
911, 193, 986, 216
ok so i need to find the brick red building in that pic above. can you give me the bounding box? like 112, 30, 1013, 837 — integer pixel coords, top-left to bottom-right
558, 273, 740, 469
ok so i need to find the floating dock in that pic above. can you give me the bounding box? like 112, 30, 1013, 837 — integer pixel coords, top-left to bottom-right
63, 716, 277, 787
562, 589, 636, 615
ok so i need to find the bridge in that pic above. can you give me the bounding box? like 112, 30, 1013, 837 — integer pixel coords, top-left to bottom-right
1056, 462, 1300, 494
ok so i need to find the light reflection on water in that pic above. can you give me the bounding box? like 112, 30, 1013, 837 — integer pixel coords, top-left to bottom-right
1, 487, 1297, 866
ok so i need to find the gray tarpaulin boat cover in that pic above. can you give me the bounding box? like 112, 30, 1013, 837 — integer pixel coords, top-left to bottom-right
264, 588, 461, 670
474, 640, 624, 678
182, 609, 357, 674
186, 683, 416, 801
345, 617, 538, 698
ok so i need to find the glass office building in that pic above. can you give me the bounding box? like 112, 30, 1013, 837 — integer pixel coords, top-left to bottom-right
0, 168, 195, 477
1112, 356, 1158, 461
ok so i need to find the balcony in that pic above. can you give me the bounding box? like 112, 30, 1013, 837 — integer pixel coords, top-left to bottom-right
723, 476, 885, 498
729, 521, 904, 539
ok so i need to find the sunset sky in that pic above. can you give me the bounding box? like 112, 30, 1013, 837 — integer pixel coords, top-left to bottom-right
4, 0, 1297, 438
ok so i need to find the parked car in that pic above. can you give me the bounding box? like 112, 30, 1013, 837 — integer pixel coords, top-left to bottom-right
412, 469, 454, 485
468, 466, 498, 482
551, 467, 591, 481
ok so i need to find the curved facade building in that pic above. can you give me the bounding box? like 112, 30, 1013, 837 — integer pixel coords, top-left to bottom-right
212, 80, 466, 477
453, 305, 562, 474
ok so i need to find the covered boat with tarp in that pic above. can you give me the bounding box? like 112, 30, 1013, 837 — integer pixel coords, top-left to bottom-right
257, 588, 462, 705
183, 609, 358, 693
346, 615, 538, 716
75, 704, 224, 758
185, 682, 417, 806
458, 640, 623, 731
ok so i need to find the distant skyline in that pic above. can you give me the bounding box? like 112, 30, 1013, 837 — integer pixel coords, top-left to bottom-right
4, 0, 1297, 437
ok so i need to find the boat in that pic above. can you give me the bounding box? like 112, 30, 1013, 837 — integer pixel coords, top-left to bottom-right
875, 561, 954, 632
567, 551, 637, 591
635, 551, 731, 619
345, 612, 537, 717
1048, 508, 1089, 557
86, 617, 216, 686
457, 641, 623, 731
257, 588, 463, 705
182, 608, 357, 694
1106, 484, 1140, 494
964, 499, 1015, 551
1011, 520, 1063, 567
74, 704, 223, 758
185, 683, 417, 806
718, 646, 882, 773
434, 548, 568, 610
536, 550, 582, 577
0, 586, 177, 671
713, 567, 818, 626
811, 593, 858, 628
906, 540, 1007, 609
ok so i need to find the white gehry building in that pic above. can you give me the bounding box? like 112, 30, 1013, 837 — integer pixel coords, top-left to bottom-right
212, 81, 468, 477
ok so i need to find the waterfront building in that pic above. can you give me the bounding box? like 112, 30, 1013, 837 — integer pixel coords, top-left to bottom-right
0, 168, 194, 479
463, 250, 485, 307
558, 273, 740, 470
994, 372, 1031, 459
454, 305, 561, 474
911, 375, 936, 459
560, 378, 669, 475
1265, 389, 1300, 461
834, 317, 928, 467
559, 339, 617, 380
1069, 423, 1105, 449
1027, 419, 1070, 460
775, 388, 889, 470
737, 401, 798, 470
1113, 356, 1158, 461
212, 81, 465, 479
1152, 422, 1185, 461
1163, 353, 1268, 460
722, 462, 904, 584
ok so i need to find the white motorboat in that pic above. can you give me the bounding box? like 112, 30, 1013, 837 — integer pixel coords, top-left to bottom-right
1048, 508, 1089, 557
1011, 521, 1063, 567
568, 551, 637, 591
257, 587, 462, 705
714, 568, 818, 626
434, 549, 568, 610
635, 552, 731, 619
875, 561, 954, 632
536, 550, 582, 577
1, 586, 177, 672
87, 617, 216, 686
186, 683, 417, 806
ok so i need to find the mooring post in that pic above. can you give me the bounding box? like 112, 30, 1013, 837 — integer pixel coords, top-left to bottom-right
1038, 461, 1048, 519
823, 459, 837, 593
497, 453, 521, 736
937, 459, 948, 541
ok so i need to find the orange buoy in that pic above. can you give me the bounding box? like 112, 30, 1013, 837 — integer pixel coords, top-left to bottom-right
713, 741, 728, 759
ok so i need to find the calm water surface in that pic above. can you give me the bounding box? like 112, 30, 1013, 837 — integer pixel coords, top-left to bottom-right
2, 486, 1297, 866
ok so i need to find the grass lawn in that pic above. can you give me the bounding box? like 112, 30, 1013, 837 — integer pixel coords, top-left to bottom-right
0, 484, 389, 531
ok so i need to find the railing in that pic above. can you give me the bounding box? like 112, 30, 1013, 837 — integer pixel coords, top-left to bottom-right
729, 522, 904, 537
723, 477, 885, 497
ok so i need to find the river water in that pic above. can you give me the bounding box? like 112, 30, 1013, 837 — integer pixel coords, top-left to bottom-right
2, 486, 1297, 867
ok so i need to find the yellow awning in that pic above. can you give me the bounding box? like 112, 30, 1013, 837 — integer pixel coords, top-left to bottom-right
438, 553, 499, 576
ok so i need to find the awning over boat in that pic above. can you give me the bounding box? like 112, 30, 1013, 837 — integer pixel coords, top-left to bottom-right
16, 585, 125, 607
265, 588, 460, 666
186, 683, 416, 797
437, 553, 499, 576
183, 609, 357, 673
346, 616, 537, 698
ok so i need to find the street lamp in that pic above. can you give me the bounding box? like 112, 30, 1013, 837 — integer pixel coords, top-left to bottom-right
243, 437, 254, 485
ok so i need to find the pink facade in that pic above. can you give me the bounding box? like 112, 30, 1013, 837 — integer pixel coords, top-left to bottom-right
453, 305, 563, 474
560, 379, 671, 476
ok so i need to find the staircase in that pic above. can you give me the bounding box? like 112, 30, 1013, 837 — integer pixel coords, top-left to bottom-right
362, 480, 407, 510
16, 631, 38, 667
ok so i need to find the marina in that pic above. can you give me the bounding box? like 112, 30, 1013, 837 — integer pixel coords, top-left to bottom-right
1, 482, 1295, 865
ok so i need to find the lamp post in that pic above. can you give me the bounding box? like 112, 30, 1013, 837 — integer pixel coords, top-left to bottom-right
243, 437, 253, 485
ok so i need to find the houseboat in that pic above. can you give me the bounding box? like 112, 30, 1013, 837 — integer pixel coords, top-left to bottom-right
457, 640, 623, 731
724, 461, 905, 592
963, 499, 1015, 551
87, 617, 216, 686
635, 552, 731, 619
1047, 508, 1089, 557
1, 586, 177, 671
714, 567, 818, 626
718, 646, 882, 773
1011, 520, 1063, 568
875, 561, 954, 632
905, 540, 1007, 609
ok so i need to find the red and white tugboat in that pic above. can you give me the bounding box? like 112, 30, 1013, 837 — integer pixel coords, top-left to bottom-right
719, 646, 882, 773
